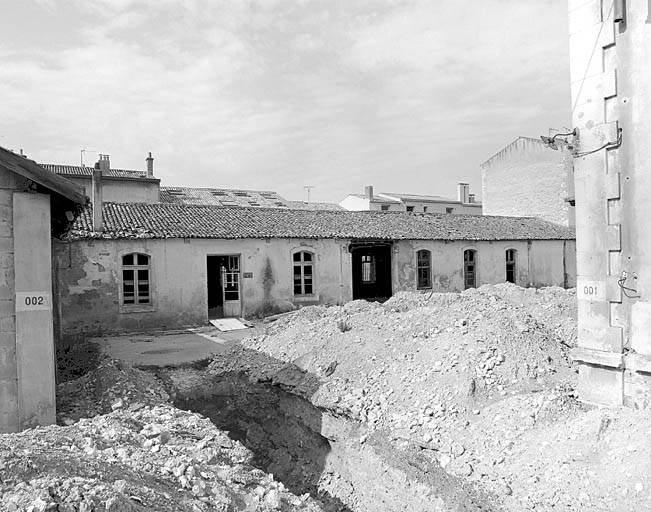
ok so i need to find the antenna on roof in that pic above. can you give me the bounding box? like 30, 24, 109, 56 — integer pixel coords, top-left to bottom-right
80, 148, 97, 167
304, 185, 314, 203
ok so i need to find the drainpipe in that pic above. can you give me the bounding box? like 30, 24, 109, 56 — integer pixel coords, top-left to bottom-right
92, 169, 103, 232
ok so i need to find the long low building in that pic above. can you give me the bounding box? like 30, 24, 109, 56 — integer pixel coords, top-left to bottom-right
53, 203, 576, 337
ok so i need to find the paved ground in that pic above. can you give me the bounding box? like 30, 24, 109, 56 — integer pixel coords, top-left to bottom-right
90, 324, 262, 367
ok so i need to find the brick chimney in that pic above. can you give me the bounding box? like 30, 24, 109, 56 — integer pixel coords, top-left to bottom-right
146, 152, 154, 177
95, 154, 110, 174
92, 169, 103, 231
457, 182, 469, 203
365, 185, 374, 200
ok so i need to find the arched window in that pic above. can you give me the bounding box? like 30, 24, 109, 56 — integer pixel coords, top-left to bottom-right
417, 250, 432, 289
293, 251, 314, 295
506, 249, 517, 284
463, 249, 477, 289
122, 253, 151, 305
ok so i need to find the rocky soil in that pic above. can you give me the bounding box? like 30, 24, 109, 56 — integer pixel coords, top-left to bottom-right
1, 361, 326, 512
237, 284, 651, 511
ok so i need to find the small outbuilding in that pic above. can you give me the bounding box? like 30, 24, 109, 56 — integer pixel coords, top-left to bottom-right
0, 147, 85, 433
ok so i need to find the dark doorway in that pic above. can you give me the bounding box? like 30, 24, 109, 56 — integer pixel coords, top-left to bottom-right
207, 255, 241, 319
463, 249, 477, 289
351, 244, 392, 301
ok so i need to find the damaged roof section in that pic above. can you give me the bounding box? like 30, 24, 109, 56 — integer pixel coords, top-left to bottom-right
67, 202, 575, 241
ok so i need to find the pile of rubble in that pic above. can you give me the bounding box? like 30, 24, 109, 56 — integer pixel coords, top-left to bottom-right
237, 284, 651, 510
2, 363, 326, 512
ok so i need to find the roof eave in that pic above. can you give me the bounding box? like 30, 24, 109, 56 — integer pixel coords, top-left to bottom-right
0, 147, 86, 204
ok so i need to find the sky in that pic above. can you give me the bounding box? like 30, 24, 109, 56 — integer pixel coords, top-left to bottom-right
0, 0, 571, 204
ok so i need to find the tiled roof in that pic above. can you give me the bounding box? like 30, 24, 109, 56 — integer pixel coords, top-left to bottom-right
159, 187, 289, 208
41, 164, 150, 179
67, 202, 575, 241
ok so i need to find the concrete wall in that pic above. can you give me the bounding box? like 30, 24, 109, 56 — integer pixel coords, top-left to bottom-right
569, 0, 651, 407
54, 236, 575, 337
0, 168, 57, 433
481, 137, 575, 227
53, 238, 354, 337
63, 175, 159, 203
392, 239, 574, 293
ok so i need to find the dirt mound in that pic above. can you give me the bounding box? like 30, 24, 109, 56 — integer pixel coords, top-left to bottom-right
57, 359, 170, 424
0, 404, 325, 512
240, 285, 597, 511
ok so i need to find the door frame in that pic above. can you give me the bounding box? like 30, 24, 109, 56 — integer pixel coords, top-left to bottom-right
206, 253, 242, 318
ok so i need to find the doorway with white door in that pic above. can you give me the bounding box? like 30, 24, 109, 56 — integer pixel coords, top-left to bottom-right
207, 255, 242, 319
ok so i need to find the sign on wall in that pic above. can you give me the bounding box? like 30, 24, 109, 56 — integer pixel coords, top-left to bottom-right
577, 280, 606, 302
15, 291, 52, 312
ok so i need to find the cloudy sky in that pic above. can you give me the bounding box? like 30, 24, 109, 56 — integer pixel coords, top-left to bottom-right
0, 0, 570, 204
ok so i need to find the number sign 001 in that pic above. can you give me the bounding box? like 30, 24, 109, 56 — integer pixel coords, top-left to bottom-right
16, 291, 51, 312
578, 281, 605, 302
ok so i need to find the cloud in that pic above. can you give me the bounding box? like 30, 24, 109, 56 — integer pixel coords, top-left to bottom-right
0, 0, 571, 203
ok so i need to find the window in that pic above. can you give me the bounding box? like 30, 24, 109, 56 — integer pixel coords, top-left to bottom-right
463, 249, 476, 289
361, 255, 376, 283
446, 207, 454, 214
122, 253, 150, 305
406, 206, 415, 212
381, 205, 390, 211
423, 206, 428, 213
293, 251, 314, 295
417, 250, 432, 289
506, 249, 517, 284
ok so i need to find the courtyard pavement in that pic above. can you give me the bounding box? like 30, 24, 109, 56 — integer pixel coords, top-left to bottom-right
90, 324, 262, 367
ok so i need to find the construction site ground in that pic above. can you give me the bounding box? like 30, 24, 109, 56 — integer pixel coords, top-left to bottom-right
90, 325, 260, 367
3, 283, 651, 511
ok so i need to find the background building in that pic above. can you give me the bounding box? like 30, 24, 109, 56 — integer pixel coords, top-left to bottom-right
481, 136, 575, 227
339, 184, 482, 215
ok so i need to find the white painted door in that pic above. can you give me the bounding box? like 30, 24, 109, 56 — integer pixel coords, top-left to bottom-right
221, 255, 241, 317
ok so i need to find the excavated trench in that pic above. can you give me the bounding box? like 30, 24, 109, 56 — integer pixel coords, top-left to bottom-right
162, 355, 496, 512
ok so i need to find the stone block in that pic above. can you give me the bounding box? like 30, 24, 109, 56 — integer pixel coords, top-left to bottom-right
578, 364, 623, 406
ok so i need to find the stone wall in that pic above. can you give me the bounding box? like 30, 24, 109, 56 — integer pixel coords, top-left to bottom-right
481, 137, 574, 227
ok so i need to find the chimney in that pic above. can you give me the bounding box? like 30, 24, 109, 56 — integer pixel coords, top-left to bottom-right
468, 193, 476, 203
95, 154, 110, 174
457, 182, 470, 203
92, 169, 103, 231
365, 185, 374, 200
146, 152, 154, 177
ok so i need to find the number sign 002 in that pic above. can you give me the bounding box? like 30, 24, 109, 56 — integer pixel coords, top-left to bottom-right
16, 291, 51, 312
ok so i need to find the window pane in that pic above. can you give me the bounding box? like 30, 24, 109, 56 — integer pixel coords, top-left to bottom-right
303, 252, 312, 262
122, 254, 134, 266
293, 252, 301, 262
294, 283, 302, 294
137, 269, 149, 281
137, 254, 149, 265
304, 264, 313, 276
304, 283, 313, 294
293, 265, 301, 277
123, 269, 134, 281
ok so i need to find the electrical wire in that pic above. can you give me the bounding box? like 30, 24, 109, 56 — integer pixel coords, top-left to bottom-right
618, 271, 641, 299
571, 1, 615, 115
